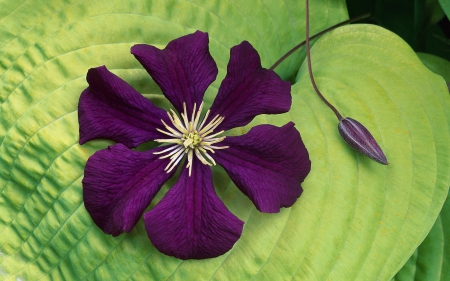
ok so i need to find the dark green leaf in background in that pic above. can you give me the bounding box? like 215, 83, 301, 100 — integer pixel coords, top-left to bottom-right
346, 0, 450, 60
393, 196, 450, 281
393, 52, 450, 281
439, 0, 450, 18
417, 52, 450, 81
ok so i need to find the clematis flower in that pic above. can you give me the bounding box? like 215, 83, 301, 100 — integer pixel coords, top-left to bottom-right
78, 31, 311, 260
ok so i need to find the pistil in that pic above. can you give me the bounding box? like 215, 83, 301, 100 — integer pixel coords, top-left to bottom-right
154, 102, 228, 176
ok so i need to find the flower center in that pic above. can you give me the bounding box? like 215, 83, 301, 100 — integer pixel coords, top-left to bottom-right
154, 102, 228, 176
183, 132, 201, 149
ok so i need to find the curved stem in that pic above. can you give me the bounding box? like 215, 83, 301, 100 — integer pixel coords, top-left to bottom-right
305, 0, 342, 120
269, 13, 370, 71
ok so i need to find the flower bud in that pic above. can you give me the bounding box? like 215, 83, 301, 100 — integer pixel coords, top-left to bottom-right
338, 118, 388, 165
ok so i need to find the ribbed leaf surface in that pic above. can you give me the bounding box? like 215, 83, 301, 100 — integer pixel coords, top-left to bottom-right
1, 1, 450, 280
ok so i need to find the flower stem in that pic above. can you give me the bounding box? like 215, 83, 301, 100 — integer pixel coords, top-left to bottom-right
304, 0, 342, 120
269, 13, 370, 72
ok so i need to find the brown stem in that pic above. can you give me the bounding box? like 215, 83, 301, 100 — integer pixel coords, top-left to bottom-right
305, 0, 342, 120
269, 13, 370, 71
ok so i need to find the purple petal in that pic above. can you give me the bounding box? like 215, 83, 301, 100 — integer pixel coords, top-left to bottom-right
338, 117, 388, 164
209, 41, 291, 131
131, 31, 218, 115
83, 144, 176, 236
144, 159, 244, 259
78, 66, 169, 148
214, 122, 311, 213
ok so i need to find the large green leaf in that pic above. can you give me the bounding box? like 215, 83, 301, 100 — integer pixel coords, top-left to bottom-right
279, 24, 450, 280
392, 53, 450, 281
0, 0, 348, 280
1, 1, 450, 281
392, 195, 450, 281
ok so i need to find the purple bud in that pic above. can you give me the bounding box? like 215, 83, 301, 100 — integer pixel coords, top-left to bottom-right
338, 118, 388, 165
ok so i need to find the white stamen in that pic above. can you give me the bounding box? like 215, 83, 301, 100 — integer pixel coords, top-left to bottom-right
200, 137, 226, 146
203, 146, 215, 153
198, 109, 211, 131
195, 148, 212, 166
193, 102, 204, 130
161, 119, 183, 137
166, 152, 185, 173
158, 146, 185, 159
203, 117, 224, 135
190, 103, 197, 131
154, 102, 228, 176
168, 109, 187, 134
154, 138, 183, 144
186, 149, 194, 176
199, 147, 216, 166
199, 115, 221, 134
202, 130, 225, 140
153, 145, 179, 155
157, 128, 181, 138
181, 103, 190, 130
204, 145, 229, 150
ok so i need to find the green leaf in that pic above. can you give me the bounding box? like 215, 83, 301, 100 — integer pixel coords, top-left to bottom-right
346, 0, 449, 60
0, 0, 349, 280
392, 196, 450, 281
426, 0, 446, 26
417, 52, 450, 82
374, 0, 444, 49
439, 0, 450, 19
284, 24, 450, 280
1, 2, 449, 281
392, 52, 450, 281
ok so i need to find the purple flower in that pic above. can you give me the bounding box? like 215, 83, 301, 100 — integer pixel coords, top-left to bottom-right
78, 31, 311, 260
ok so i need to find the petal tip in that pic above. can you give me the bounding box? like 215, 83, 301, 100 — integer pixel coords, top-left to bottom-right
144, 161, 243, 260
215, 123, 309, 214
